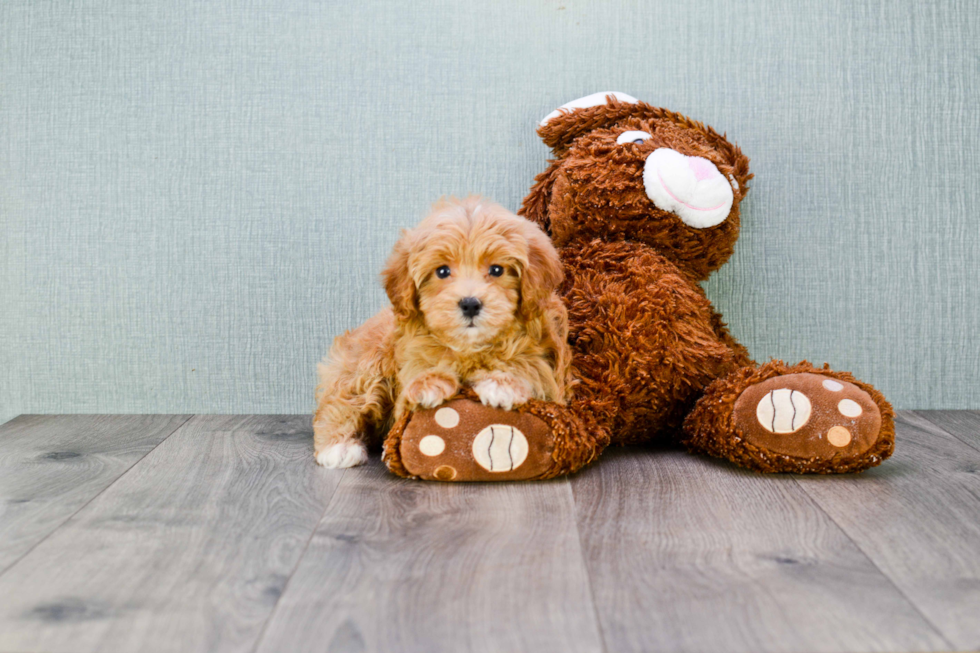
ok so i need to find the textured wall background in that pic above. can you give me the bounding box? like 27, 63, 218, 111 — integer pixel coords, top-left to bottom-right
2, 0, 978, 424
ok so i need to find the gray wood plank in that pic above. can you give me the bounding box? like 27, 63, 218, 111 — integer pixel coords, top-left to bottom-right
796, 411, 980, 651
255, 457, 604, 653
0, 415, 343, 653
0, 414, 191, 573
913, 410, 980, 453
571, 446, 950, 653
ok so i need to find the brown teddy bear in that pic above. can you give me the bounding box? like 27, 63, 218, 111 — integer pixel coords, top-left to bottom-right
384, 92, 894, 480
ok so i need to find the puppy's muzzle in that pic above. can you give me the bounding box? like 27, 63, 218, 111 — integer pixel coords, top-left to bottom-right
458, 297, 482, 319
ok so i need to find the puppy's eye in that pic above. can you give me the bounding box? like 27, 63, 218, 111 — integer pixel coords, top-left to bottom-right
488, 264, 504, 277
435, 265, 451, 279
616, 130, 652, 145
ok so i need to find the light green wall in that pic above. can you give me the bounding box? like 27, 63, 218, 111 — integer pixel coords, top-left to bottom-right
2, 0, 978, 422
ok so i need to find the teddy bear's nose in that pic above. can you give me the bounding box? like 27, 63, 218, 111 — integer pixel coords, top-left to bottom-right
688, 156, 720, 181
642, 148, 734, 230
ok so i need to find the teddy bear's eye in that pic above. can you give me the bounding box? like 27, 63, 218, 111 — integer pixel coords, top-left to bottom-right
616, 130, 652, 145
488, 264, 504, 277
435, 265, 451, 279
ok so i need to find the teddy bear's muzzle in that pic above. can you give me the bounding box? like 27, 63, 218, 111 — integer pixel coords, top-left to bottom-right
642, 148, 736, 229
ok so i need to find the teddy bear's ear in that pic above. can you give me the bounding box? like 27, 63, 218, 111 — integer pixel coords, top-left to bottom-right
536, 91, 644, 152
521, 92, 643, 231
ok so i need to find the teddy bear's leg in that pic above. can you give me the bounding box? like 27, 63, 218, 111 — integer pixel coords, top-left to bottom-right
682, 360, 895, 473
383, 390, 607, 481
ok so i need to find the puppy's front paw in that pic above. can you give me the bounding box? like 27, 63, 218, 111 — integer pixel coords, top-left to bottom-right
404, 374, 459, 409
315, 441, 368, 468
473, 375, 533, 411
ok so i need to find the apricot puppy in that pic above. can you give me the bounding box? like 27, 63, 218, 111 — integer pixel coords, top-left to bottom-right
313, 197, 571, 468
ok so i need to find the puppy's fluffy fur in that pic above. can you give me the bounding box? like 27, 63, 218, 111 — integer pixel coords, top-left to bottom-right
313, 197, 571, 468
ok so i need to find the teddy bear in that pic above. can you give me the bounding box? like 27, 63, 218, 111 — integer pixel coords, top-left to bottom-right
383, 92, 895, 480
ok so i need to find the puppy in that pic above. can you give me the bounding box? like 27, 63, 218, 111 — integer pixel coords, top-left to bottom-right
313, 196, 571, 468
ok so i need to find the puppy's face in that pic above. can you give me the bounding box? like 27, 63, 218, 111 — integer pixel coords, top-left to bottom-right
383, 198, 562, 349
416, 239, 521, 346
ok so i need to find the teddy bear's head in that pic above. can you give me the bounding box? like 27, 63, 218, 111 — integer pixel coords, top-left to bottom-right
519, 92, 752, 280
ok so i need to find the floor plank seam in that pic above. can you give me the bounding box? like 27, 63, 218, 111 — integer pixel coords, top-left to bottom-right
913, 410, 980, 455
790, 467, 956, 651
248, 465, 350, 653
565, 476, 609, 653
0, 414, 195, 581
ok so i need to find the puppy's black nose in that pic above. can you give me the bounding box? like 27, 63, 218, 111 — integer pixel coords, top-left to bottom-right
458, 297, 482, 319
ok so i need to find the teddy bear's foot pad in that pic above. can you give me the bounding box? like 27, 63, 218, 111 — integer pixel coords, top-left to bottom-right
396, 398, 557, 481
733, 373, 881, 460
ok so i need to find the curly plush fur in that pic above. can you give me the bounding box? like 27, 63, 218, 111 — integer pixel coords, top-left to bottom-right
362, 93, 894, 478
512, 93, 894, 473
683, 360, 895, 474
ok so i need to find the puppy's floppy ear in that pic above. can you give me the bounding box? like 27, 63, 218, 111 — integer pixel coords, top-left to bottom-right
519, 222, 564, 321
382, 229, 418, 321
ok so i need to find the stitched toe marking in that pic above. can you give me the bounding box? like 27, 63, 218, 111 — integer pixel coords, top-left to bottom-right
755, 389, 812, 434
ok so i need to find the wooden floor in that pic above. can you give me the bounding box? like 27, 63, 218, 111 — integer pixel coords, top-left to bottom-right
0, 412, 977, 653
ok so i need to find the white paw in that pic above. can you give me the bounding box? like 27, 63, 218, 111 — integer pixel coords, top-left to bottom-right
473, 378, 529, 411
315, 442, 368, 468
416, 387, 449, 409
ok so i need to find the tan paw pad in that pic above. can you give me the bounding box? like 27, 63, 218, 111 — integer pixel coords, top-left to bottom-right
434, 465, 457, 481
827, 426, 852, 447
